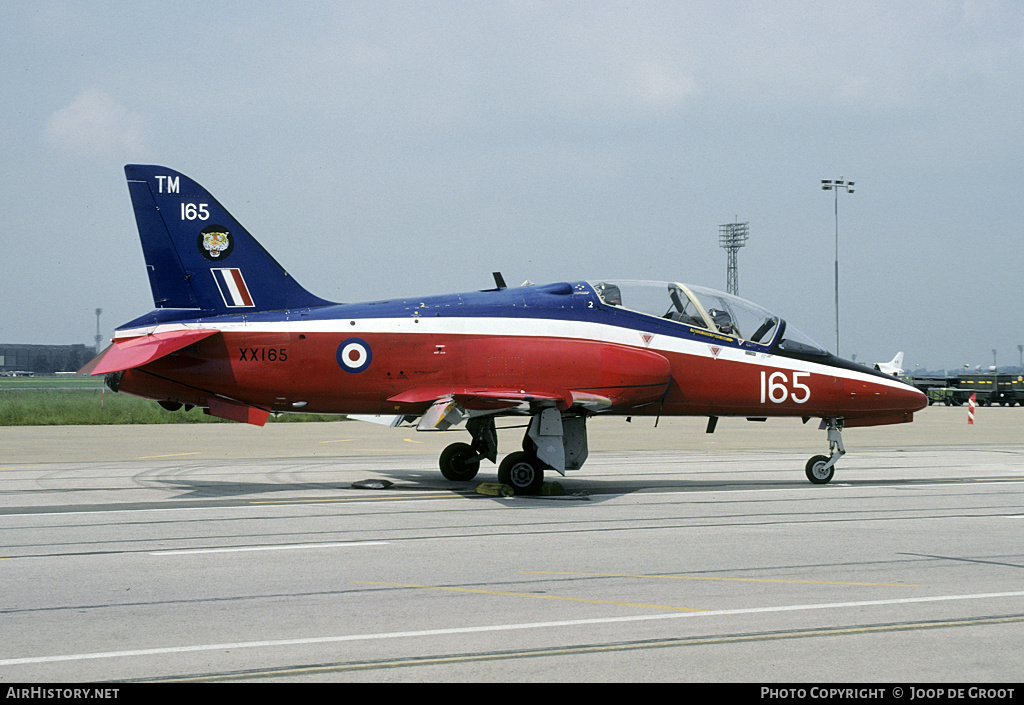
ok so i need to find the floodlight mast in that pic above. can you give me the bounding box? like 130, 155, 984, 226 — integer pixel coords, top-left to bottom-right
821, 178, 854, 356
94, 308, 103, 354
718, 220, 749, 296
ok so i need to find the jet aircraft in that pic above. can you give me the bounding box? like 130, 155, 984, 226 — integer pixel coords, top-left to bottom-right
84, 165, 928, 493
874, 352, 905, 377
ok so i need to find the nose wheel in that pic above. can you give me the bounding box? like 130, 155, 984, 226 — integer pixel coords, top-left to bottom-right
805, 417, 845, 484
805, 455, 834, 484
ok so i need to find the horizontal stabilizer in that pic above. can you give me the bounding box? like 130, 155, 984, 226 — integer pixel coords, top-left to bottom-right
82, 329, 220, 376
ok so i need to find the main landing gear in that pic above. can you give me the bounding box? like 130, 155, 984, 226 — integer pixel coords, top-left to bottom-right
497, 451, 546, 495
805, 417, 845, 484
438, 417, 496, 482
438, 410, 587, 495
439, 441, 548, 495
438, 442, 481, 482
438, 427, 547, 495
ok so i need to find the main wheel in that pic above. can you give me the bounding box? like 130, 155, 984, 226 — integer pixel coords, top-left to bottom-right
498, 451, 544, 495
805, 454, 834, 484
439, 442, 480, 482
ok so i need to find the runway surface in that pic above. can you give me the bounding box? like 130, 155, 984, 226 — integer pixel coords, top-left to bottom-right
1, 407, 1023, 682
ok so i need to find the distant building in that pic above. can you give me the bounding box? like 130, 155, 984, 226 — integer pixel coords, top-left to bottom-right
0, 344, 93, 376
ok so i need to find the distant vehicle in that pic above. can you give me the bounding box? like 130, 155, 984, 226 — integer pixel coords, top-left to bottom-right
874, 352, 904, 377
84, 165, 927, 492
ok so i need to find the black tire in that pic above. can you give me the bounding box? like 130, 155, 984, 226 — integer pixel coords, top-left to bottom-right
805, 454, 834, 484
498, 451, 544, 495
439, 442, 480, 482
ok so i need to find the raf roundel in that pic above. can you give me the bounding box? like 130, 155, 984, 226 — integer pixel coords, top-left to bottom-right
336, 338, 372, 373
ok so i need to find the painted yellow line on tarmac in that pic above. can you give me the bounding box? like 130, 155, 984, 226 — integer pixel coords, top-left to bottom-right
318, 439, 353, 444
353, 580, 706, 612
135, 452, 202, 459
521, 570, 922, 588
248, 493, 455, 505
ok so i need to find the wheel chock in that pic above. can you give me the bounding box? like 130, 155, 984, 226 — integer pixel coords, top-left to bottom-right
540, 481, 565, 496
351, 479, 394, 490
475, 481, 565, 497
476, 482, 514, 497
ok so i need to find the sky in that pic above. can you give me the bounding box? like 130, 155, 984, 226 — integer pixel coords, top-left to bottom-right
2, 0, 1022, 373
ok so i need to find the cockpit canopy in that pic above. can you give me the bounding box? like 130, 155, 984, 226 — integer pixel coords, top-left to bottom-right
589, 280, 826, 355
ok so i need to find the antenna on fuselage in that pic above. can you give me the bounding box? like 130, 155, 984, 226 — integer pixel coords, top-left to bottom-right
493, 272, 507, 289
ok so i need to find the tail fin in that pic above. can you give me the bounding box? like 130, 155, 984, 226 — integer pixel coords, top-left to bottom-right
873, 351, 905, 376
124, 165, 333, 314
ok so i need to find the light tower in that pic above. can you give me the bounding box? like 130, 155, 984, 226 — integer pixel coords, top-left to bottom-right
821, 178, 854, 356
718, 219, 749, 296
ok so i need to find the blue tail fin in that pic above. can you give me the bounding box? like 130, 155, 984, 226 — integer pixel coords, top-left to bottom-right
124, 165, 333, 314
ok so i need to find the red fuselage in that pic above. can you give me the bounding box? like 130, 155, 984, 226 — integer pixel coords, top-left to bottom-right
110, 290, 926, 426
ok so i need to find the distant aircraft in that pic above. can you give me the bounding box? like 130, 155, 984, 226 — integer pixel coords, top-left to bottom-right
83, 166, 927, 492
874, 352, 905, 377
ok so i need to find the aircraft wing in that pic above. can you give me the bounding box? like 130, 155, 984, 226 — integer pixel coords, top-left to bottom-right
389, 387, 580, 411
80, 329, 220, 376
387, 386, 633, 432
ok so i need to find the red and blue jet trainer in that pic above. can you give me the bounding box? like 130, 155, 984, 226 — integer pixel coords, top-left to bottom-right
84, 165, 927, 494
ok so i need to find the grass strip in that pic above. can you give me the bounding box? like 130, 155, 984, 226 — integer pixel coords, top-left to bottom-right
0, 389, 345, 426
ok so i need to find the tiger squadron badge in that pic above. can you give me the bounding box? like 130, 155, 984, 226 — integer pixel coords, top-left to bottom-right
198, 225, 233, 261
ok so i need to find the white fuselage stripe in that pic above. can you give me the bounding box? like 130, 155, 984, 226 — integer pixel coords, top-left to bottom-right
113, 317, 910, 391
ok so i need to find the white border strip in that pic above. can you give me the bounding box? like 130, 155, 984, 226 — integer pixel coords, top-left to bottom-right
3, 590, 1022, 667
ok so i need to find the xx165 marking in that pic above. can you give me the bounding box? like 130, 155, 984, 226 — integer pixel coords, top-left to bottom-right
239, 348, 287, 362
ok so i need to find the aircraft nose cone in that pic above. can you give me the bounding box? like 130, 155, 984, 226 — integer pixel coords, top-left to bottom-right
897, 382, 929, 413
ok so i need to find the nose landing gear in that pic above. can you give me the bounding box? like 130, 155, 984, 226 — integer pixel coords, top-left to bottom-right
806, 417, 845, 484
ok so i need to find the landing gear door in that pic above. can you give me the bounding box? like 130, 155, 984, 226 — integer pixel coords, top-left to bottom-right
526, 411, 588, 475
